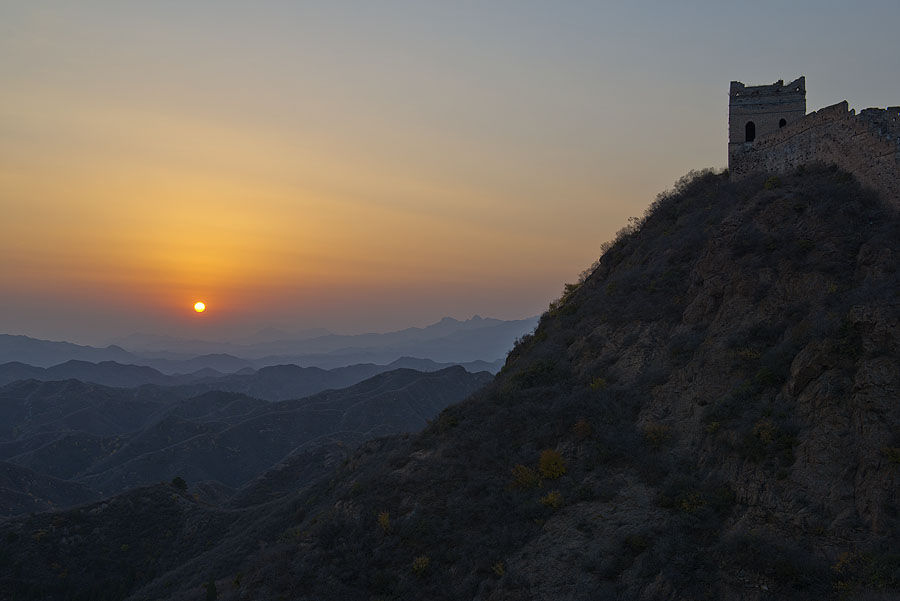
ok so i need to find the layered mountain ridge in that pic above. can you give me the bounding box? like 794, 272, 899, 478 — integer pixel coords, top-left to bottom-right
2, 315, 536, 372
0, 356, 500, 397
0, 366, 491, 517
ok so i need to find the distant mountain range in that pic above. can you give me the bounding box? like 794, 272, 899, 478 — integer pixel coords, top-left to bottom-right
0, 359, 201, 388
0, 319, 511, 516
110, 315, 533, 358
1, 315, 537, 373
0, 366, 491, 515
0, 334, 136, 368
0, 356, 500, 398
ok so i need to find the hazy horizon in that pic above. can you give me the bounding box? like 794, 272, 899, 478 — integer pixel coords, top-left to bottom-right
3, 1, 898, 344
2, 313, 537, 348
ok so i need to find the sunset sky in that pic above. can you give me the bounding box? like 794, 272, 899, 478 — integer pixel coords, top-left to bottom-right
2, 1, 898, 344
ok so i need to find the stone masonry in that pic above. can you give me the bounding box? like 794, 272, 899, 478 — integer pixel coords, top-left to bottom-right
729, 77, 900, 206
728, 77, 807, 169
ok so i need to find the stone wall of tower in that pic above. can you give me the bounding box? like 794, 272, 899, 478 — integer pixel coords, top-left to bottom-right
730, 102, 900, 206
728, 78, 807, 171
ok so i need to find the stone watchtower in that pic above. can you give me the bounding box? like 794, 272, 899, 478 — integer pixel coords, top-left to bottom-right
728, 77, 806, 171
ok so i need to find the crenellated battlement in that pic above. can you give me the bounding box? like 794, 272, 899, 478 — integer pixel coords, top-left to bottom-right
729, 78, 899, 206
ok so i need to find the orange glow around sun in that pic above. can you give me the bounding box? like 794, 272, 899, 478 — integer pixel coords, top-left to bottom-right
193, 301, 206, 313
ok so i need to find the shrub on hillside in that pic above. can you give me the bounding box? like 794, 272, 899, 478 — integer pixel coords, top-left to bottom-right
573, 418, 592, 441
589, 377, 607, 391
510, 464, 540, 490
377, 511, 391, 534
539, 490, 563, 509
643, 424, 672, 450
513, 359, 561, 388
882, 447, 900, 465
411, 556, 430, 577
538, 450, 566, 479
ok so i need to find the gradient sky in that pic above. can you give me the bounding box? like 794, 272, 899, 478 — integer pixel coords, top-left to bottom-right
2, 1, 898, 344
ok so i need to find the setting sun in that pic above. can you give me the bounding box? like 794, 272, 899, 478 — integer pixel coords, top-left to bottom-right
193, 301, 206, 313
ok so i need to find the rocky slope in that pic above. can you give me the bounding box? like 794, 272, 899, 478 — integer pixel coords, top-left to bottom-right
2, 165, 899, 601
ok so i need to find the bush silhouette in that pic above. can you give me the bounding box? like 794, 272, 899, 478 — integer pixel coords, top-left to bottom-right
573, 418, 592, 440
539, 490, 563, 509
642, 424, 672, 450
510, 464, 540, 489
539, 449, 566, 479
412, 555, 430, 577
377, 511, 391, 534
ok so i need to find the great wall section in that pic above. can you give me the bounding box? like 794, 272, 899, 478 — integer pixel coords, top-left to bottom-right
728, 77, 899, 206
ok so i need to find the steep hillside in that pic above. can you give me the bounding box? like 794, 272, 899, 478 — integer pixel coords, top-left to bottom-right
2, 165, 899, 601
219, 166, 899, 601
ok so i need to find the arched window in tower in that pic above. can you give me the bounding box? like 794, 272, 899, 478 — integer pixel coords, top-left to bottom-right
779, 118, 787, 128
745, 121, 756, 142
